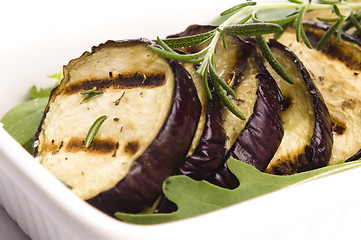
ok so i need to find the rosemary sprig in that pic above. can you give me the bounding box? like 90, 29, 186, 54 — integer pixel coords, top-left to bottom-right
209, 56, 246, 120
80, 87, 104, 103
296, 5, 312, 49
149, 0, 361, 120
349, 13, 361, 35
84, 115, 107, 148
62, 181, 73, 190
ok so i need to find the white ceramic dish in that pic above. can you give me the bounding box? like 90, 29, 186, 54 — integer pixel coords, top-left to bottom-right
1, 1, 361, 239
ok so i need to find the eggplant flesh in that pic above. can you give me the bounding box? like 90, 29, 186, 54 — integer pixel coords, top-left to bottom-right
34, 40, 201, 214
225, 51, 284, 172
262, 39, 333, 174
182, 63, 208, 157
276, 22, 361, 165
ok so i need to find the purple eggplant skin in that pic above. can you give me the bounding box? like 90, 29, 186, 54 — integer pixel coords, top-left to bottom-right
266, 39, 333, 174
226, 50, 284, 172
178, 95, 226, 180
155, 93, 226, 213
211, 46, 284, 188
86, 59, 202, 215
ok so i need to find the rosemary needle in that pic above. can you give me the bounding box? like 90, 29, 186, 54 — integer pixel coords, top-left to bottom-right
80, 87, 104, 103
85, 115, 108, 148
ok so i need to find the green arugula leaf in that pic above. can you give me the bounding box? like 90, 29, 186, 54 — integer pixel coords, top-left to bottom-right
116, 159, 361, 225
29, 85, 53, 99
1, 98, 48, 153
48, 71, 63, 84
29, 71, 62, 99
1, 72, 60, 153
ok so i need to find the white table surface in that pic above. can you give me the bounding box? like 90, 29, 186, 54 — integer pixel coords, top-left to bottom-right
0, 205, 30, 240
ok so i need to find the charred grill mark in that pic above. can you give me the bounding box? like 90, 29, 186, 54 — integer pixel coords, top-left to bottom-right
305, 29, 361, 71
331, 118, 346, 136
265, 147, 309, 175
66, 138, 117, 154
281, 96, 293, 111
232, 44, 253, 87
112, 142, 120, 157
52, 150, 59, 155
342, 99, 357, 111
64, 73, 166, 94
232, 52, 258, 90
124, 141, 139, 155
59, 141, 64, 150
42, 141, 63, 153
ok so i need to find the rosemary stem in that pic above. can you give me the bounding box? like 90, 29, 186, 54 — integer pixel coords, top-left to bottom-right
308, 3, 361, 11
198, 30, 222, 76
219, 2, 361, 29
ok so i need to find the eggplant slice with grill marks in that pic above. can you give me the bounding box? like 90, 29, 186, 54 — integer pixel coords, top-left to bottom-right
259, 39, 333, 174
168, 25, 284, 185
34, 39, 202, 215
275, 22, 361, 165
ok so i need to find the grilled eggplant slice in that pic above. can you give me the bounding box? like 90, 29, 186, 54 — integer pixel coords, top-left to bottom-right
225, 49, 284, 173
34, 39, 201, 214
261, 39, 333, 174
276, 22, 361, 165
211, 51, 285, 187
169, 25, 284, 182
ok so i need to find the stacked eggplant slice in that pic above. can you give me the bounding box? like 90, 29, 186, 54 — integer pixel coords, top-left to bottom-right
275, 22, 361, 165
34, 40, 202, 214
34, 22, 360, 216
261, 40, 333, 175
